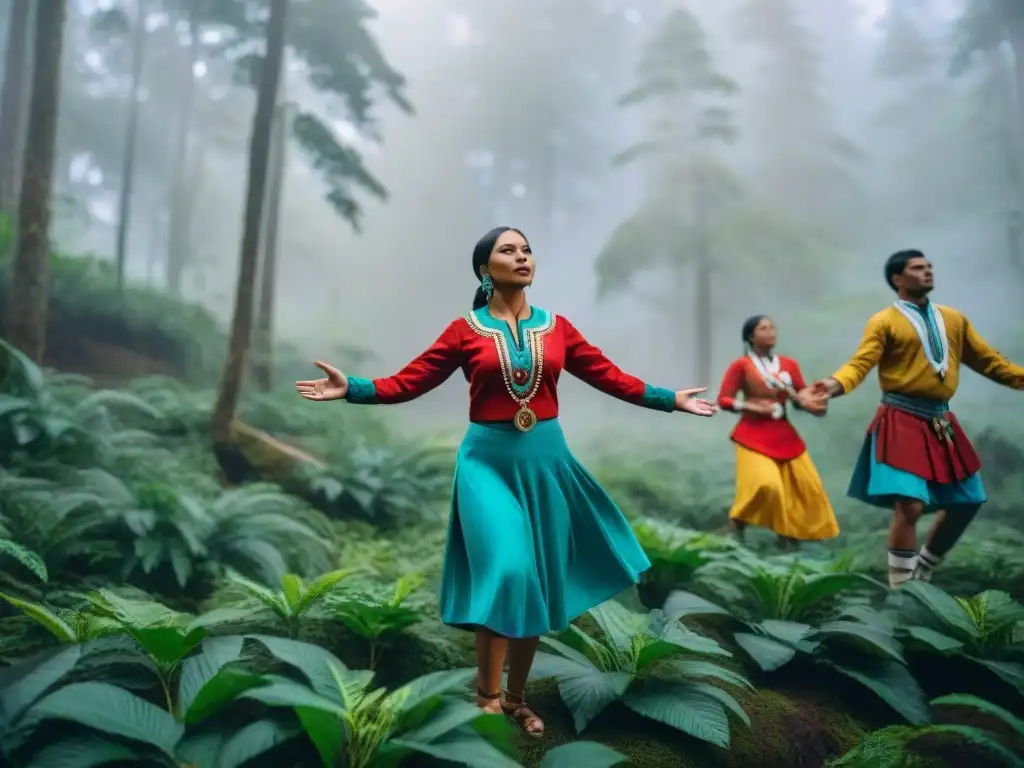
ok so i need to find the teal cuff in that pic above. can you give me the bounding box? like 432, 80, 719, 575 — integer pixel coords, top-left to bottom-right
345, 376, 376, 404
642, 384, 676, 412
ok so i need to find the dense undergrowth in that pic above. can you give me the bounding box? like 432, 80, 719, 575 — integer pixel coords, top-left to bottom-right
2, 302, 1024, 765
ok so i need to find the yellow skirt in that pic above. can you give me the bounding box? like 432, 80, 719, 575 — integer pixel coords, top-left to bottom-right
728, 444, 839, 541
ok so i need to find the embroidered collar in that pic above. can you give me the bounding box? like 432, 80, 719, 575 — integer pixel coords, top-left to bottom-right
747, 352, 787, 390
893, 300, 948, 378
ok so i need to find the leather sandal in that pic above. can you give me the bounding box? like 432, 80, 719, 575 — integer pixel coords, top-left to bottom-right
476, 687, 502, 713
502, 689, 544, 737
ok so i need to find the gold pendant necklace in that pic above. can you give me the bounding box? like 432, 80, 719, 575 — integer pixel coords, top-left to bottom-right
514, 405, 537, 432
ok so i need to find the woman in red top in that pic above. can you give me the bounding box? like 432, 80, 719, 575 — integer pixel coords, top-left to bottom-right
296, 226, 717, 737
717, 315, 838, 549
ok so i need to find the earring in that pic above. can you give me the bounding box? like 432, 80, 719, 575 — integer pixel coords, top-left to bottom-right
481, 274, 494, 299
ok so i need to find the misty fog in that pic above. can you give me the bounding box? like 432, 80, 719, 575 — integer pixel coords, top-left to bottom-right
10, 0, 1023, 462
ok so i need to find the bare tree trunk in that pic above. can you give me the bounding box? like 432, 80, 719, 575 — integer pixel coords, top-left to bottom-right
114, 0, 149, 291
4, 0, 66, 362
0, 0, 32, 215
252, 100, 288, 392
211, 0, 287, 447
166, 0, 202, 295
693, 177, 712, 386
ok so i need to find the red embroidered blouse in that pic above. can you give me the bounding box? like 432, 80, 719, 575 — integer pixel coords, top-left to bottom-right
343, 306, 677, 421
716, 355, 808, 461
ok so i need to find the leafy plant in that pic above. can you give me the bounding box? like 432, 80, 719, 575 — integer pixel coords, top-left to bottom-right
221, 568, 353, 638
529, 600, 752, 747
893, 582, 1024, 698
666, 558, 928, 723
242, 664, 519, 767
327, 573, 426, 668
826, 693, 1024, 767
539, 741, 627, 768
0, 538, 47, 582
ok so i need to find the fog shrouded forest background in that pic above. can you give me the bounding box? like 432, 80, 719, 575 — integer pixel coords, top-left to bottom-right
1, 1, 1024, 767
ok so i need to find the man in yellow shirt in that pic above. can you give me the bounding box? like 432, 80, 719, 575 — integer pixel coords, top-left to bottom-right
812, 250, 1024, 589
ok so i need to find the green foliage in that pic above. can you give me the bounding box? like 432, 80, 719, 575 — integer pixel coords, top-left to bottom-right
530, 600, 752, 747
666, 557, 930, 724
827, 693, 1024, 767
892, 582, 1024, 698
182, 0, 412, 230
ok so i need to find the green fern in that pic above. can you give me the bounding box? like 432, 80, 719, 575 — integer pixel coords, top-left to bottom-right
0, 538, 47, 582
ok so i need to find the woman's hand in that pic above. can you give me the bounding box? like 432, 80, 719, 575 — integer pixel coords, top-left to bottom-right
296, 360, 349, 401
675, 387, 719, 417
796, 387, 828, 415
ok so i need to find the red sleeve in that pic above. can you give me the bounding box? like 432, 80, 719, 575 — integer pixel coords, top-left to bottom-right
345, 321, 463, 405
717, 360, 746, 411
560, 316, 676, 412
787, 358, 807, 391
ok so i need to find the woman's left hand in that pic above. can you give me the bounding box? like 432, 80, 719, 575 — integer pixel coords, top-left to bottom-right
675, 387, 719, 417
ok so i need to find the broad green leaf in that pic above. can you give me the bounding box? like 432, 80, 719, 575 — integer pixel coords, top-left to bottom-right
297, 568, 353, 613
0, 592, 76, 642
757, 619, 813, 645
663, 590, 731, 619
25, 682, 184, 757
931, 693, 1024, 739
899, 582, 978, 639
241, 678, 346, 716
588, 601, 646, 652
826, 659, 929, 725
0, 644, 82, 726
558, 667, 632, 733
280, 573, 304, 614
668, 659, 754, 692
791, 573, 884, 615
175, 731, 227, 768
969, 657, 1024, 695
623, 679, 731, 747
539, 741, 627, 768
177, 636, 245, 720
396, 700, 488, 744
182, 666, 267, 724
394, 667, 477, 714
296, 706, 344, 768
733, 632, 796, 671
247, 634, 368, 702
658, 621, 732, 658
814, 620, 905, 663
903, 626, 963, 654
686, 680, 751, 727
217, 717, 301, 768
537, 635, 599, 669
225, 571, 287, 615
130, 626, 207, 666
22, 735, 138, 768
387, 731, 522, 768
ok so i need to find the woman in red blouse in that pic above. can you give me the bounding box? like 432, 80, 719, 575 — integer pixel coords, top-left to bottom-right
296, 226, 717, 736
717, 315, 838, 549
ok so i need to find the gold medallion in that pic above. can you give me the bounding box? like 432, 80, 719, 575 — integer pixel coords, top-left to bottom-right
514, 406, 537, 432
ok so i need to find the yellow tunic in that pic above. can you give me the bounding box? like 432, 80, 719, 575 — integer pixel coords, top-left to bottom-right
832, 305, 1024, 398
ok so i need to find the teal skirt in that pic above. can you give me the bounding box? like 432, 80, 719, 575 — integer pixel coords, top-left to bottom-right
439, 419, 650, 638
848, 432, 988, 511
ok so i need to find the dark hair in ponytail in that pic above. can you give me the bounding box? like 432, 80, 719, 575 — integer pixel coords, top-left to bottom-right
470, 226, 527, 309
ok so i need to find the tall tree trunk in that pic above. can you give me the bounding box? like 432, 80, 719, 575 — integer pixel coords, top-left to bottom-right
166, 0, 202, 295
114, 0, 148, 291
693, 177, 712, 386
0, 0, 32, 216
211, 0, 287, 447
4, 0, 66, 362
252, 100, 287, 392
